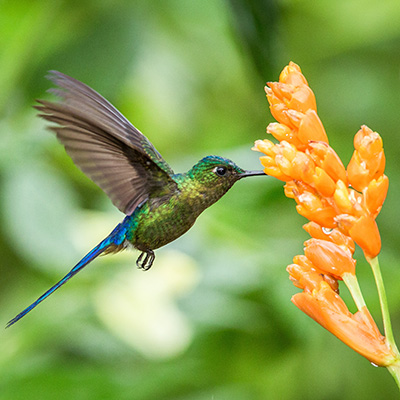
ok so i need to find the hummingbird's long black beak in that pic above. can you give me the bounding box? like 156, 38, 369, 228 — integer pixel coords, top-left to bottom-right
238, 170, 266, 179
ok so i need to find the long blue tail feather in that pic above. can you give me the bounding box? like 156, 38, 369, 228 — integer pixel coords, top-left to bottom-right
6, 236, 118, 328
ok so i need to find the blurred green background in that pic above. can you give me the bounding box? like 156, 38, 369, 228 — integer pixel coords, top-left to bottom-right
1, 0, 400, 398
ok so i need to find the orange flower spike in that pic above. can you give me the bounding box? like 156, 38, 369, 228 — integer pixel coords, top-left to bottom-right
308, 141, 347, 184
348, 215, 382, 258
365, 175, 389, 217
297, 110, 329, 146
303, 222, 356, 254
304, 238, 356, 278
291, 283, 396, 366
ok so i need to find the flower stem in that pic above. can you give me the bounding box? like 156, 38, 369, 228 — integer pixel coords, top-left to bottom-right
342, 272, 366, 311
368, 256, 399, 356
387, 363, 400, 390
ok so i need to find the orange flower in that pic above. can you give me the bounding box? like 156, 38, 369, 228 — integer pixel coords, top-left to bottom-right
255, 62, 400, 378
291, 282, 396, 366
254, 62, 387, 258
287, 253, 396, 366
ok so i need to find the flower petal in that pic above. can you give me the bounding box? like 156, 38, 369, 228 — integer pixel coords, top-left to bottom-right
298, 110, 328, 145
365, 175, 389, 217
304, 239, 356, 278
333, 180, 354, 213
291, 284, 395, 366
296, 205, 337, 228
312, 167, 336, 197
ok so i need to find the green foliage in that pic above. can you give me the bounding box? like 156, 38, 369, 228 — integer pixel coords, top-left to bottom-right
1, 0, 400, 398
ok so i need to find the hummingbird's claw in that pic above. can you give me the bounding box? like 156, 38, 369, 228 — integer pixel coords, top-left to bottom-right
136, 250, 155, 271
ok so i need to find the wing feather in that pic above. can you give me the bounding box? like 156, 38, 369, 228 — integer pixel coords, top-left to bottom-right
35, 71, 177, 215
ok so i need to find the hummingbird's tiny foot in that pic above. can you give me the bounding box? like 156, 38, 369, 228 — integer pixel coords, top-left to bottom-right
136, 250, 155, 271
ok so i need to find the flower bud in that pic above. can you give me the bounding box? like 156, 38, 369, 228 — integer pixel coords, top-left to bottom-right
279, 62, 308, 86
348, 216, 381, 258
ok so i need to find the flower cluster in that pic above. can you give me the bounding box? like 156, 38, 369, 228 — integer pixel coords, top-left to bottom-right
253, 62, 398, 368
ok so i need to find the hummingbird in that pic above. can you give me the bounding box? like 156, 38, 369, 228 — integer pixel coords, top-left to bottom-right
6, 71, 265, 328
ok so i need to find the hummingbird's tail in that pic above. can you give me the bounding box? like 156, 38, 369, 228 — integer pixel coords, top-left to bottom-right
6, 228, 126, 328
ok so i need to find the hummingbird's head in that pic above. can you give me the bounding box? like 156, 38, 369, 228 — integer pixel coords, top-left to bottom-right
188, 155, 265, 197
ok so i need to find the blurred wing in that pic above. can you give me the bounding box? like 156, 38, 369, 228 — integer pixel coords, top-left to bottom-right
35, 71, 177, 215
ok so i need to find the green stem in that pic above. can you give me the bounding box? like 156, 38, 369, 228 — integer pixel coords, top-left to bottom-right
342, 272, 366, 311
368, 256, 400, 355
387, 363, 400, 391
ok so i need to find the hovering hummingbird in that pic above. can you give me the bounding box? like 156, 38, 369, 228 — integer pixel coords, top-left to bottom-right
7, 71, 265, 327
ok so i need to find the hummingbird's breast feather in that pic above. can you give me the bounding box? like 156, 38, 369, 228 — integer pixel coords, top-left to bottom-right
128, 188, 208, 251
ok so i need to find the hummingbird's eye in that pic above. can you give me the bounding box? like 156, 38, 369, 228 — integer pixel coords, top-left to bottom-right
214, 166, 228, 177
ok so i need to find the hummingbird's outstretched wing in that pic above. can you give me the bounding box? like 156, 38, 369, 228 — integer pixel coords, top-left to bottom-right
35, 71, 178, 215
